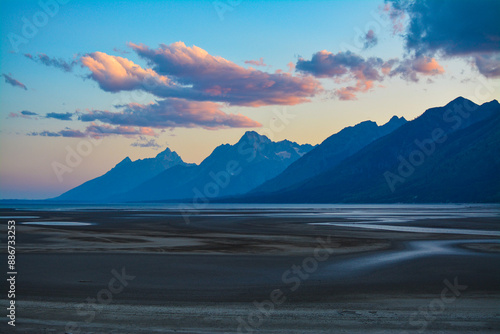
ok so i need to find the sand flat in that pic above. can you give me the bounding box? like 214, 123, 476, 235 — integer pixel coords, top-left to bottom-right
1, 205, 499, 333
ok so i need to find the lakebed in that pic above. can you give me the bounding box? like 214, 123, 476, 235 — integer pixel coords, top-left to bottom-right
1, 204, 499, 333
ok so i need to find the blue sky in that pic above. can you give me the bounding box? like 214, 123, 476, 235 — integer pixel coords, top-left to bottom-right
1, 0, 499, 199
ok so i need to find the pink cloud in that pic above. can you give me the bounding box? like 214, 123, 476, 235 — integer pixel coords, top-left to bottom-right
126, 42, 322, 106
78, 98, 262, 130
244, 57, 267, 67
336, 80, 374, 101
81, 52, 173, 92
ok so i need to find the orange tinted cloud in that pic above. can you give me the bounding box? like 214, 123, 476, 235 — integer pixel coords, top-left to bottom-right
336, 80, 374, 101
412, 56, 444, 75
81, 52, 172, 92
389, 56, 445, 82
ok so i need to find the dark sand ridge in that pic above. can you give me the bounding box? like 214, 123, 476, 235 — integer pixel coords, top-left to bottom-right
0, 206, 499, 333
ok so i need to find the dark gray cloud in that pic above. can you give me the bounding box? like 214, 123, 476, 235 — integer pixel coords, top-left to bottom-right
389, 0, 500, 56
46, 112, 74, 121
2, 73, 27, 90
24, 53, 78, 72
386, 0, 500, 77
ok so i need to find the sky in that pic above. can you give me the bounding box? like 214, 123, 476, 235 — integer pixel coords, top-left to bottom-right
0, 0, 499, 199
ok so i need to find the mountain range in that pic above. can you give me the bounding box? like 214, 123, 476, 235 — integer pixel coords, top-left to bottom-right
114, 132, 314, 202
54, 97, 500, 203
241, 97, 500, 203
56, 148, 190, 201
57, 131, 315, 202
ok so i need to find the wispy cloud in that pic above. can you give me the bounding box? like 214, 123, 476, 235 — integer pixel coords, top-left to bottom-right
363, 30, 378, 49
131, 136, 161, 149
8, 110, 38, 119
29, 124, 156, 138
244, 57, 267, 67
85, 123, 156, 137
24, 53, 78, 72
381, 1, 407, 35
335, 80, 375, 101
113, 47, 130, 55
29, 129, 86, 138
2, 73, 27, 90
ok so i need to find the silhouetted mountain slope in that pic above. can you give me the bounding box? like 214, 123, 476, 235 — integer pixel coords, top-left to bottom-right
245, 97, 500, 203
56, 148, 188, 201
379, 109, 500, 202
115, 131, 314, 202
251, 115, 406, 194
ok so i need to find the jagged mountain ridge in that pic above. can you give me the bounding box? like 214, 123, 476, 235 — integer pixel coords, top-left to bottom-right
251, 115, 407, 194
242, 97, 500, 203
114, 131, 315, 202
56, 147, 189, 201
